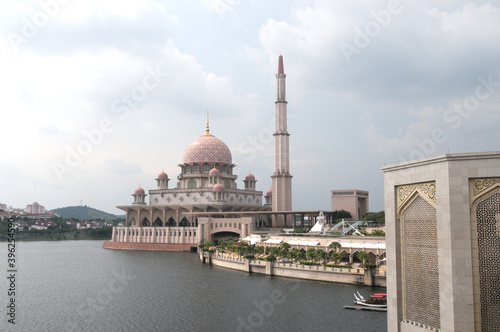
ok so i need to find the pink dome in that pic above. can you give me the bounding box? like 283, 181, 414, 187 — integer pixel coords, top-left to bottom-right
134, 186, 145, 195
266, 189, 272, 196
209, 168, 221, 176
245, 173, 255, 181
157, 171, 168, 179
213, 183, 225, 192
183, 134, 232, 165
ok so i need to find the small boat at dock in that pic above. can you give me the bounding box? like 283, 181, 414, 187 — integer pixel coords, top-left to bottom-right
353, 291, 387, 308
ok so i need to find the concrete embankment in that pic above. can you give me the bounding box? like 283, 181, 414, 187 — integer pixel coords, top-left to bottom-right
201, 252, 386, 287
103, 240, 195, 251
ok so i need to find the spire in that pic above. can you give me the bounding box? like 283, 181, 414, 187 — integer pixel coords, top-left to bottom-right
205, 109, 210, 135
278, 55, 284, 74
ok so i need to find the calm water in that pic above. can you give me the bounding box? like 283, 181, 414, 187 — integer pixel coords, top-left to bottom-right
0, 241, 386, 332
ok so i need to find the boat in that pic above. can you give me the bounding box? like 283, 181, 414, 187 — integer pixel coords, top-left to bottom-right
353, 291, 387, 308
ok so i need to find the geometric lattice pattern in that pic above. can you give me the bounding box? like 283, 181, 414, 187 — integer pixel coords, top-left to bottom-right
182, 134, 232, 164
475, 192, 500, 332
402, 196, 440, 330
397, 182, 436, 209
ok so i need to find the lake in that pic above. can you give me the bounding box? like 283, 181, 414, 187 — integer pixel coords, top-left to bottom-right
0, 240, 386, 331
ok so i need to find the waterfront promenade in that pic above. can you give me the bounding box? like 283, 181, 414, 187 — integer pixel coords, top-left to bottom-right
201, 251, 386, 287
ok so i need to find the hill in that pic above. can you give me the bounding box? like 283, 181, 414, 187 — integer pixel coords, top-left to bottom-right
51, 206, 124, 221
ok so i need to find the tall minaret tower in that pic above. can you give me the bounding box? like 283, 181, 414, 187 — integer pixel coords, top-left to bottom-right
271, 55, 292, 221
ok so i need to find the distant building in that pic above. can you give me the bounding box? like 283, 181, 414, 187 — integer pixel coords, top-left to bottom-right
31, 220, 56, 230
14, 220, 29, 230
383, 151, 500, 332
26, 202, 46, 214
330, 189, 369, 220
0, 203, 7, 211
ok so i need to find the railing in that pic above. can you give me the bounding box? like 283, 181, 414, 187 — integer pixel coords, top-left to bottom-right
206, 253, 384, 275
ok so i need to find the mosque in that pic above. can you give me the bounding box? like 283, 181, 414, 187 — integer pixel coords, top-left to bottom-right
104, 55, 306, 251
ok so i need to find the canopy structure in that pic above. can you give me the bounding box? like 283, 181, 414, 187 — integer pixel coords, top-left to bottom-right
287, 240, 320, 246
340, 242, 386, 249
264, 239, 283, 244
242, 236, 262, 245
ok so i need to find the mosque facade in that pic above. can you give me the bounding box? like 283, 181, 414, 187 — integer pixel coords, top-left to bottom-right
104, 56, 291, 251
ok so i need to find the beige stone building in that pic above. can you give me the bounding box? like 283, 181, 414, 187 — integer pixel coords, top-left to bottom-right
383, 151, 500, 332
330, 189, 369, 220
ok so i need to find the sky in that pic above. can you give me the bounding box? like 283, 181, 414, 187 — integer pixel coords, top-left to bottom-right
1, 0, 499, 215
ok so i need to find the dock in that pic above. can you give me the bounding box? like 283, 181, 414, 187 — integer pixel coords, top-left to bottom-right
343, 305, 387, 312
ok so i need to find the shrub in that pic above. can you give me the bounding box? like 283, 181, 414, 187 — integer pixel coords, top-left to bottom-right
201, 248, 208, 252
266, 255, 277, 261
257, 257, 266, 261
243, 254, 255, 259
325, 264, 353, 268
207, 249, 216, 253
299, 261, 320, 266
365, 263, 377, 269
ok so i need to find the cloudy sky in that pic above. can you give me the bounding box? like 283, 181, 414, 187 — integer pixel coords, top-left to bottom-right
1, 0, 499, 215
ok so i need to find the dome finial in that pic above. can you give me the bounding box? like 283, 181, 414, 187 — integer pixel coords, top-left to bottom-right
205, 109, 210, 135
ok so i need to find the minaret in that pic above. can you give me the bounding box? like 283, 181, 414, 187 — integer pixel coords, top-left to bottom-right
271, 55, 292, 223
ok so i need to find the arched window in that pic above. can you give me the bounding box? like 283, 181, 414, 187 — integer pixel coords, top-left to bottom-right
224, 179, 230, 189
141, 218, 150, 226
166, 217, 176, 227
153, 217, 163, 227
221, 165, 226, 174
193, 164, 200, 173
202, 163, 210, 173
188, 179, 196, 189
179, 217, 190, 227
185, 165, 192, 173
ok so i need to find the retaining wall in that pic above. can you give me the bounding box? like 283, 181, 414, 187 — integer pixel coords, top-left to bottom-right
203, 253, 386, 287
103, 240, 195, 251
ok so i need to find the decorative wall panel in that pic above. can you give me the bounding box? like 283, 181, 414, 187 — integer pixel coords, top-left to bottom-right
475, 191, 500, 332
401, 195, 440, 330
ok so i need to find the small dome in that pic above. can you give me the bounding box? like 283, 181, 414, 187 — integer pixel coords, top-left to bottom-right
209, 168, 221, 176
134, 186, 145, 195
245, 173, 255, 181
266, 189, 272, 197
157, 171, 168, 179
213, 183, 225, 192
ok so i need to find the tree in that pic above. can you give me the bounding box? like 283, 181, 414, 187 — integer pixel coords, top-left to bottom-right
254, 246, 265, 255
279, 249, 290, 259
328, 241, 342, 252
357, 251, 370, 268
204, 240, 214, 248
290, 248, 300, 262
332, 210, 352, 220
280, 242, 291, 251
361, 211, 385, 224
316, 249, 327, 265
268, 246, 280, 257
340, 251, 350, 264
307, 248, 317, 262
370, 229, 385, 236
330, 251, 340, 264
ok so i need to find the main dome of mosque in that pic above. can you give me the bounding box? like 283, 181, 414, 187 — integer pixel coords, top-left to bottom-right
182, 133, 232, 165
